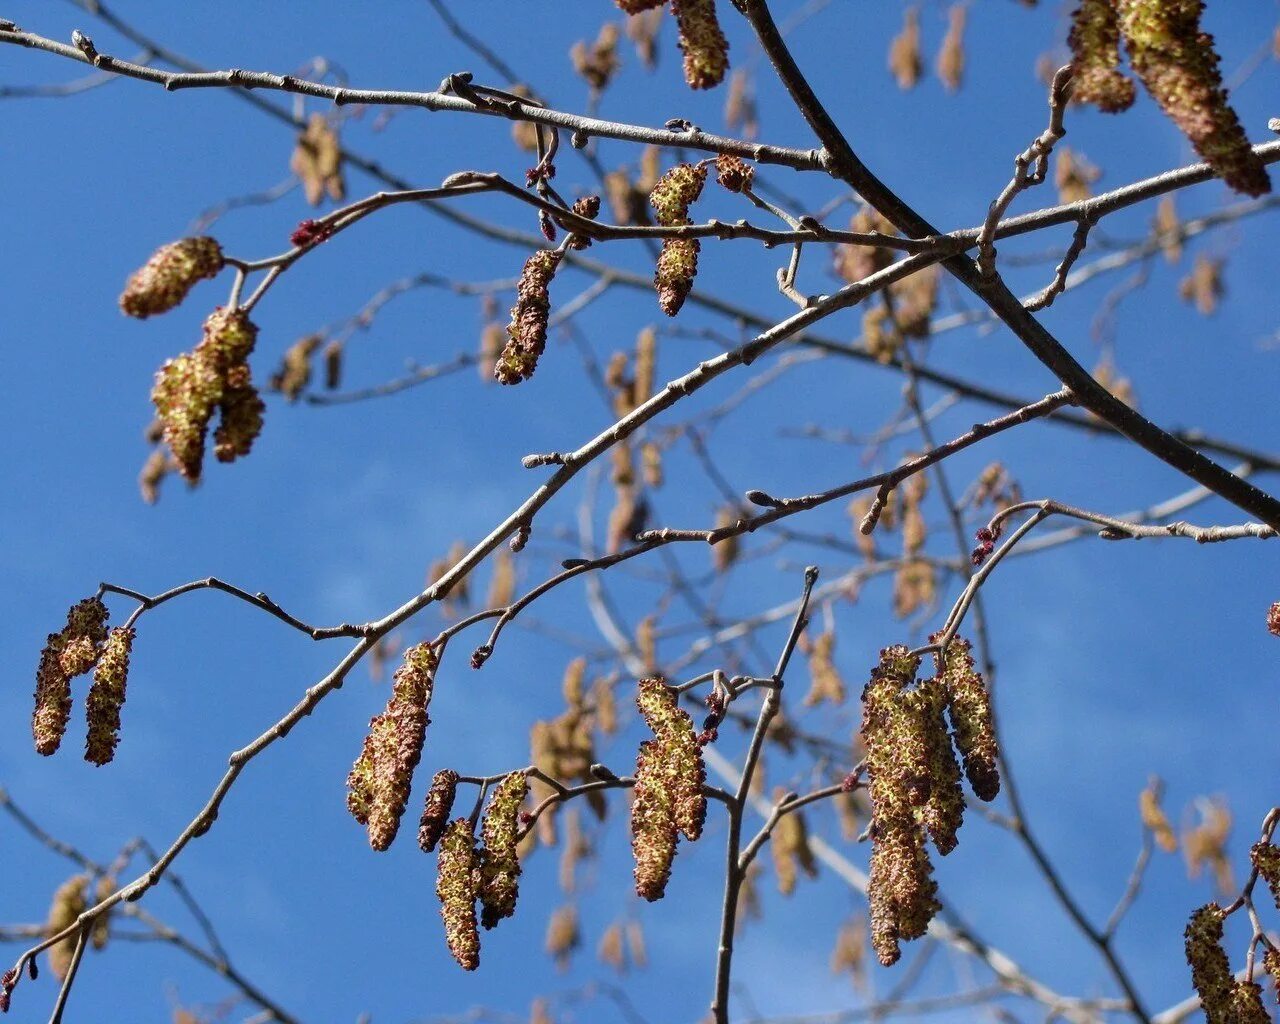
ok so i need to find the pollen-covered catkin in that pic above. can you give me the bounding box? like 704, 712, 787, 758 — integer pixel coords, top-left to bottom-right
649, 164, 708, 227
631, 739, 679, 901
496, 249, 564, 384
436, 818, 481, 970
1117, 0, 1271, 197
480, 771, 530, 929
932, 636, 1001, 801
346, 643, 437, 851
119, 237, 224, 319
909, 680, 964, 856
33, 597, 110, 757
152, 308, 263, 482
1250, 840, 1280, 909
635, 677, 706, 840
1184, 903, 1234, 1023
84, 626, 134, 766
655, 238, 701, 316
671, 0, 729, 90
1068, 0, 1136, 112
418, 769, 460, 853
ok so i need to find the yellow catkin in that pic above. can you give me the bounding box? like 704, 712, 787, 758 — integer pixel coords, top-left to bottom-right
84, 626, 134, 766
671, 0, 729, 89
479, 772, 530, 929
45, 876, 88, 981
436, 818, 481, 970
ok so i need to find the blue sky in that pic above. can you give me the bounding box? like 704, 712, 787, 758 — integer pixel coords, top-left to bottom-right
2, 2, 1279, 1022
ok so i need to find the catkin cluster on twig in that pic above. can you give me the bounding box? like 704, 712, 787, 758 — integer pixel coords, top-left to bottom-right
496, 249, 564, 384
860, 639, 1001, 965
33, 597, 110, 757
151, 308, 265, 481
631, 677, 706, 900
347, 643, 437, 851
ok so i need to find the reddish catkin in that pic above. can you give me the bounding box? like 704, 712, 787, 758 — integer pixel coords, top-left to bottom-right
714, 153, 754, 194
119, 237, 224, 319
479, 772, 530, 929
1117, 0, 1271, 197
1068, 0, 1137, 112
436, 818, 481, 970
346, 643, 437, 851
84, 626, 134, 766
671, 0, 729, 89
496, 249, 564, 384
418, 769, 460, 853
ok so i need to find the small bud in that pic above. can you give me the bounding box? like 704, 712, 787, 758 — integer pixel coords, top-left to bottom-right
120, 238, 224, 319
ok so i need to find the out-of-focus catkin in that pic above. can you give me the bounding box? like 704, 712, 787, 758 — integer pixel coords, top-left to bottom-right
1117, 0, 1271, 197
84, 626, 134, 766
119, 238, 224, 319
347, 643, 437, 851
497, 249, 564, 384
45, 876, 88, 981
480, 772, 530, 929
436, 818, 481, 970
1068, 0, 1137, 112
671, 0, 729, 89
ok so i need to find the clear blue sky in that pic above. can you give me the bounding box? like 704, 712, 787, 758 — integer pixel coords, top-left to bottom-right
2, 2, 1279, 1022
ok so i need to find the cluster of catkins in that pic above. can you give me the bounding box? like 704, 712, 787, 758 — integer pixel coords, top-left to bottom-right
424, 772, 530, 970
1068, 0, 1270, 197
344, 644, 533, 970
615, 0, 729, 90
151, 308, 266, 482
630, 677, 707, 900
860, 637, 999, 966
33, 596, 134, 765
1181, 840, 1280, 1019
119, 237, 267, 481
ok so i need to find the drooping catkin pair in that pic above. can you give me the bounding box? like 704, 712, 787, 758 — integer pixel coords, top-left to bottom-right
430, 772, 530, 970
615, 0, 729, 90
630, 677, 706, 901
1068, 0, 1270, 196
649, 163, 707, 317
33, 596, 135, 764
346, 643, 438, 851
151, 307, 266, 482
860, 638, 999, 966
